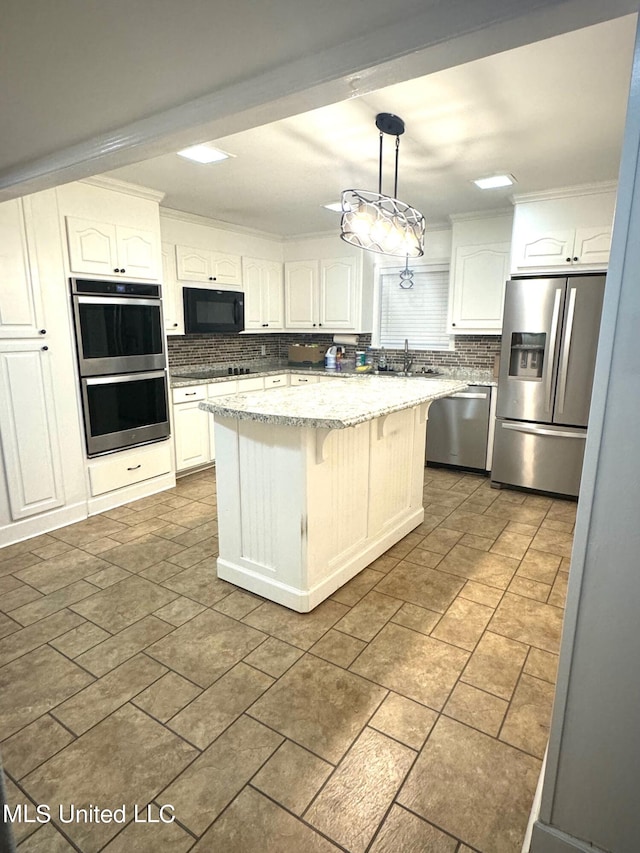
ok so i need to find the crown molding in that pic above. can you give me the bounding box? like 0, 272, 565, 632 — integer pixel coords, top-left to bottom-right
80, 175, 165, 203
511, 180, 618, 204
160, 207, 283, 242
449, 206, 513, 222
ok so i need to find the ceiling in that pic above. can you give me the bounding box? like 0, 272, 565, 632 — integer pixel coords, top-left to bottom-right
104, 15, 636, 238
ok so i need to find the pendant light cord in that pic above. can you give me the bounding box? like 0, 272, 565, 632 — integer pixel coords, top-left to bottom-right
394, 135, 400, 199
379, 130, 401, 198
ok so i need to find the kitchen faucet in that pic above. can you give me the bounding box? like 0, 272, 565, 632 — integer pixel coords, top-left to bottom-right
403, 338, 413, 374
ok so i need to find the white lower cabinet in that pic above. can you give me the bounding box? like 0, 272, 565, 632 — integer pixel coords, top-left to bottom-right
173, 375, 288, 471
290, 374, 320, 386
0, 341, 65, 520
88, 441, 172, 497
264, 374, 289, 389
172, 386, 211, 472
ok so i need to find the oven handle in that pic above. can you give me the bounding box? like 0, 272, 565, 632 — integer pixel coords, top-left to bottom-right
84, 370, 166, 386
76, 296, 162, 307
233, 298, 240, 326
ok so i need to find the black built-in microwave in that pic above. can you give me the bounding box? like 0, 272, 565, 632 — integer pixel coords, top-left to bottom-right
183, 287, 244, 334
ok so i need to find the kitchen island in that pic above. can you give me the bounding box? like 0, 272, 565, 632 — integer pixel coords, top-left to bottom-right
200, 375, 467, 612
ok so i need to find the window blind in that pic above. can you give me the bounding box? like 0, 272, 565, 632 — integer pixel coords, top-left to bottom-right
376, 264, 453, 351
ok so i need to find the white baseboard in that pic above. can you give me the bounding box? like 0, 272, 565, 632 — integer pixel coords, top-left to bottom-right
0, 501, 87, 548
217, 508, 424, 612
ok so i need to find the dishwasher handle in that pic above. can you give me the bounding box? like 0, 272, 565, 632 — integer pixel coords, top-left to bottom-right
450, 391, 489, 400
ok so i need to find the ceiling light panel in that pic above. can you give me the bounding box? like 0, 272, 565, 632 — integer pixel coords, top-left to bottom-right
177, 144, 232, 164
473, 174, 516, 189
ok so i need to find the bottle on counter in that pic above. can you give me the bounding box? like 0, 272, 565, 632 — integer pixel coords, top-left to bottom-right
365, 347, 374, 370
378, 347, 387, 371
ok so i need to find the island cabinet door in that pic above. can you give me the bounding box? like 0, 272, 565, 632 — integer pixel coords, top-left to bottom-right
305, 422, 371, 576
366, 407, 422, 535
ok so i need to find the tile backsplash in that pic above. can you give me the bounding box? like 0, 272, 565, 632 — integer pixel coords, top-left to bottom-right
167, 333, 501, 370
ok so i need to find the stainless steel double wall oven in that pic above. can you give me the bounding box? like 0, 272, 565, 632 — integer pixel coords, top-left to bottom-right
71, 279, 170, 456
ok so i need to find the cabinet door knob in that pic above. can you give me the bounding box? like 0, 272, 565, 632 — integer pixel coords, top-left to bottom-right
452, 323, 456, 327
39, 329, 46, 334
573, 256, 579, 262
120, 268, 126, 273
566, 257, 571, 263
173, 323, 178, 327
41, 345, 48, 351
208, 276, 217, 281
114, 268, 119, 273
312, 323, 316, 327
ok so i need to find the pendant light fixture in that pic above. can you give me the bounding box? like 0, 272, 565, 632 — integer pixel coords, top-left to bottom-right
340, 113, 425, 258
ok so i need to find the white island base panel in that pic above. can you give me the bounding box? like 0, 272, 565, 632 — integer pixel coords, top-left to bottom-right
214, 403, 429, 612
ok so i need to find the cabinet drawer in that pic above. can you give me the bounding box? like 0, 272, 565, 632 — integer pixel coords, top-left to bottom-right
207, 380, 238, 397
236, 376, 265, 392
264, 374, 289, 388
172, 385, 206, 404
290, 374, 319, 385
88, 440, 172, 496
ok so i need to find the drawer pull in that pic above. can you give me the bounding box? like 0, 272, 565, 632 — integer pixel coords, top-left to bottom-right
185, 392, 197, 396
127, 464, 142, 471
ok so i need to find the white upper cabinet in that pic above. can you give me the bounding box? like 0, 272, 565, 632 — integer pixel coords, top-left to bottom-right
284, 254, 364, 332
0, 198, 46, 338
66, 215, 159, 280
161, 242, 183, 335
175, 245, 242, 286
319, 257, 358, 329
284, 260, 318, 329
510, 184, 616, 273
447, 212, 513, 335
243, 257, 284, 330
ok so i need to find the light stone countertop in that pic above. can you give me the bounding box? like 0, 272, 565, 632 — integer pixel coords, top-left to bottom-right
199, 375, 469, 429
170, 363, 497, 388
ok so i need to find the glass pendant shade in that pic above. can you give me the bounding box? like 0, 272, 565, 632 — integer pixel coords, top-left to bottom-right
339, 113, 425, 258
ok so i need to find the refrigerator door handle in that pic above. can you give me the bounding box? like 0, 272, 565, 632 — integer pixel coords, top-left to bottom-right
502, 422, 584, 440
556, 286, 577, 415
545, 288, 563, 414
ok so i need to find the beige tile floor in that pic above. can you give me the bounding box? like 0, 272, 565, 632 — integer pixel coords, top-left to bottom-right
0, 466, 574, 853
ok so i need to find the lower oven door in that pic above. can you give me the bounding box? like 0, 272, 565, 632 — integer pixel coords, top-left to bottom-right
81, 371, 170, 456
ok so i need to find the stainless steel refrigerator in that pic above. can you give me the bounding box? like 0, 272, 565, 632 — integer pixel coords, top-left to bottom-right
491, 274, 605, 497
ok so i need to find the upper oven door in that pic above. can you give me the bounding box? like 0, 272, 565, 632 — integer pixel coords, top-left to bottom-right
73, 295, 165, 376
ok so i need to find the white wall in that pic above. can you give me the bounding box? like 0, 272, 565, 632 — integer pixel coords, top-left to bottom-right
160, 209, 284, 261
531, 15, 640, 853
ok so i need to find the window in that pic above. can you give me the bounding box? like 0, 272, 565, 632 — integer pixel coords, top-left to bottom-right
373, 262, 453, 351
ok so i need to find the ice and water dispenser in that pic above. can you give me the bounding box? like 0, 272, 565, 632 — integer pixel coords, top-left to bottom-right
508, 332, 546, 379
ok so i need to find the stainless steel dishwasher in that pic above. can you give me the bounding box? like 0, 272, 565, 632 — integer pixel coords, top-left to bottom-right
426, 385, 492, 471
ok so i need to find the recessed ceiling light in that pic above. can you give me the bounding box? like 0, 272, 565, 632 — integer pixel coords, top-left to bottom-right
177, 144, 232, 164
473, 174, 516, 190
323, 202, 343, 212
